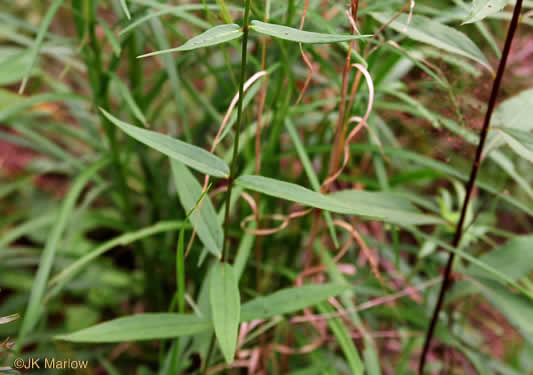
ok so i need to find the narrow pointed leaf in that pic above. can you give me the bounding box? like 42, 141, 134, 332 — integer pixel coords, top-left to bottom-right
139, 24, 243, 58
171, 161, 223, 257
210, 263, 240, 364
250, 20, 371, 44
100, 109, 229, 178
98, 20, 121, 56
330, 191, 444, 225
370, 12, 491, 71
464, 0, 508, 24
16, 158, 109, 351
236, 175, 384, 219
19, 0, 64, 93
241, 283, 349, 321
119, 0, 131, 19
467, 235, 533, 282
488, 89, 533, 160
113, 75, 147, 125
56, 314, 210, 343
480, 280, 533, 334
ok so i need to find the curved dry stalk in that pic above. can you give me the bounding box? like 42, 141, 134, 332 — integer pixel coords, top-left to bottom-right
290, 277, 441, 324
295, 0, 313, 105
333, 219, 385, 287
183, 71, 268, 256
323, 64, 375, 190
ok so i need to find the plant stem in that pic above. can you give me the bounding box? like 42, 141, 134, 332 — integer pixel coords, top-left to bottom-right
221, 0, 252, 263
418, 1, 523, 373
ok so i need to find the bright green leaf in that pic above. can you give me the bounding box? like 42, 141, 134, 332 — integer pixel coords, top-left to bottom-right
236, 175, 383, 219
329, 191, 444, 225
138, 24, 243, 58
100, 109, 230, 178
241, 283, 349, 322
250, 20, 371, 44
0, 50, 33, 86
210, 262, 240, 364
56, 314, 210, 342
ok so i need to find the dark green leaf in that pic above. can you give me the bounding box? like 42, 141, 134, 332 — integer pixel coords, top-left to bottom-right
101, 109, 230, 177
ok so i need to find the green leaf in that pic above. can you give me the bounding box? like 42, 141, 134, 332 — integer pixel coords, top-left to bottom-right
236, 175, 383, 219
466, 235, 533, 282
56, 314, 210, 343
498, 129, 533, 164
19, 0, 64, 93
0, 50, 33, 86
464, 0, 509, 24
138, 24, 243, 58
329, 191, 444, 225
250, 20, 371, 44
489, 89, 533, 161
49, 221, 187, 288
285, 118, 338, 247
210, 262, 240, 364
241, 283, 349, 321
119, 0, 131, 19
370, 12, 491, 71
113, 75, 147, 125
98, 19, 121, 56
16, 158, 109, 351
100, 109, 230, 178
499, 127, 533, 148
480, 280, 533, 334
171, 161, 223, 257
318, 302, 364, 374
491, 89, 533, 132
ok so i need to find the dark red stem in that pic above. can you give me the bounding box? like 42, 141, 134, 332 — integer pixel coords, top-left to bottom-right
418, 1, 523, 373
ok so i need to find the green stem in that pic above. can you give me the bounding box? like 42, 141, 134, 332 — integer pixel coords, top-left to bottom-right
221, 0, 252, 263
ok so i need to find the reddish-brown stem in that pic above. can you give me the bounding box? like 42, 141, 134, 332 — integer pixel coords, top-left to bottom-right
418, 1, 523, 373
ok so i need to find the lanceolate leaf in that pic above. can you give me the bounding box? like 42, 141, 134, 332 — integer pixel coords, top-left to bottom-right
119, 0, 131, 19
499, 130, 533, 164
100, 109, 230, 178
250, 20, 371, 44
330, 191, 444, 225
480, 280, 533, 335
236, 175, 384, 219
448, 235, 533, 301
241, 284, 349, 322
18, 0, 64, 93
171, 161, 223, 257
466, 235, 533, 282
370, 12, 491, 71
138, 24, 243, 58
491, 89, 533, 132
56, 314, 210, 342
210, 262, 240, 364
464, 0, 509, 24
